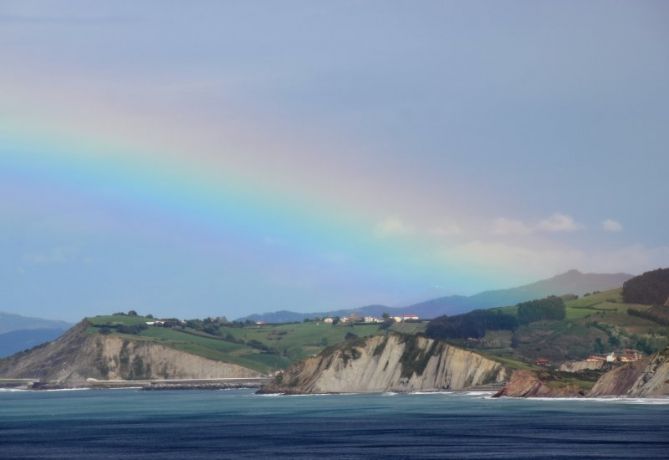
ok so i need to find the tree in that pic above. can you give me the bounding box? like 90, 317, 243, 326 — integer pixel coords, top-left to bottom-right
623, 268, 669, 305
426, 310, 518, 340
517, 296, 565, 324
608, 335, 621, 347
345, 332, 358, 341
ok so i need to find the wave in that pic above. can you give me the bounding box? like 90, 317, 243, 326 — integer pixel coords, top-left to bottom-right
43, 388, 92, 392
497, 396, 669, 404
409, 391, 454, 395
462, 391, 496, 397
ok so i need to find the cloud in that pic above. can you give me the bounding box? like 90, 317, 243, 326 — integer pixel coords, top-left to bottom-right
602, 219, 623, 232
375, 217, 413, 237
536, 213, 582, 232
491, 218, 533, 236
428, 224, 462, 237
443, 240, 669, 282
492, 213, 582, 236
446, 240, 583, 280
22, 246, 79, 266
0, 14, 138, 25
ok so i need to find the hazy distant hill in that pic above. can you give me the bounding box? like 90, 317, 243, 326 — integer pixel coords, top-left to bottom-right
241, 305, 390, 324
0, 312, 70, 335
0, 328, 67, 358
409, 269, 634, 318
240, 270, 634, 322
0, 312, 70, 358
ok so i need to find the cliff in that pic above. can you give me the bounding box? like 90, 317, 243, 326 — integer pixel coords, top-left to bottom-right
259, 333, 508, 394
559, 360, 606, 373
589, 348, 669, 397
494, 370, 588, 397
0, 321, 261, 386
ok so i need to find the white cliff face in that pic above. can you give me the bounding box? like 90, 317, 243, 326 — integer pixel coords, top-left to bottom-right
86, 334, 261, 382
0, 322, 261, 386
266, 334, 508, 394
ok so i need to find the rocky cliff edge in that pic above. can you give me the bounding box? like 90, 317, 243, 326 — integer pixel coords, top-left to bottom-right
259, 333, 508, 394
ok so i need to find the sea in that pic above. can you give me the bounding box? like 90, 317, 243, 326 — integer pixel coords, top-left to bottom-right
1, 388, 669, 459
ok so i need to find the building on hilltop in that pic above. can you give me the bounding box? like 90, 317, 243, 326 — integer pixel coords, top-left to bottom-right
392, 314, 420, 323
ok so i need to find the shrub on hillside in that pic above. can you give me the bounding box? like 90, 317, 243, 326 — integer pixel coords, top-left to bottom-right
426, 309, 518, 340
623, 268, 669, 305
517, 296, 566, 324
628, 306, 669, 326
116, 324, 148, 335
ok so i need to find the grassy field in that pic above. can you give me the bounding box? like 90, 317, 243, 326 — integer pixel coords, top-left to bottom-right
217, 322, 383, 362
86, 315, 392, 373
87, 315, 154, 326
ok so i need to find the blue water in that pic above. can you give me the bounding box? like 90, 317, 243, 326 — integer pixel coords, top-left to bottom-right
1, 389, 669, 459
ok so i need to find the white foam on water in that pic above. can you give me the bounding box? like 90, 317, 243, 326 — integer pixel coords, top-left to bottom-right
254, 392, 359, 397
409, 391, 454, 395
43, 388, 92, 392
497, 396, 669, 405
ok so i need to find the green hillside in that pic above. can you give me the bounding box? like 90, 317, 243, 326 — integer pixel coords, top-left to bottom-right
86, 314, 392, 373
449, 288, 669, 364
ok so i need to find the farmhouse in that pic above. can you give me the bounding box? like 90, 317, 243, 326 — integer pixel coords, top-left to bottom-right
392, 314, 420, 323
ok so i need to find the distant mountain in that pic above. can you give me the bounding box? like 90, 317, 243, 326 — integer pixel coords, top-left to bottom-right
409, 269, 634, 318
0, 328, 67, 358
239, 270, 634, 323
0, 312, 71, 335
242, 305, 391, 324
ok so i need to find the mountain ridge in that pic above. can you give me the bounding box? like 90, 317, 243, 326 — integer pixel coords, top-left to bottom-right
240, 270, 634, 323
0, 311, 71, 335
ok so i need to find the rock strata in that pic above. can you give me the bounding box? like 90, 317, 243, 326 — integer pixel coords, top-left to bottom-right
259, 333, 507, 394
589, 348, 669, 397
0, 321, 261, 386
494, 370, 585, 397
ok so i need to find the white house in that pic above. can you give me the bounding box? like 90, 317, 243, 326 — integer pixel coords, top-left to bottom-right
392, 314, 420, 323
323, 317, 335, 324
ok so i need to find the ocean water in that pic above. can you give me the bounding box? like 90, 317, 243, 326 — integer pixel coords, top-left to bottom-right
1, 389, 669, 459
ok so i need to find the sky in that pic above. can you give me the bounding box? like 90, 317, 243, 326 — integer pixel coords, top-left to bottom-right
1, 0, 668, 321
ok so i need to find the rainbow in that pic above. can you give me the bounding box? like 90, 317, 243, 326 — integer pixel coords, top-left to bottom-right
0, 116, 495, 300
